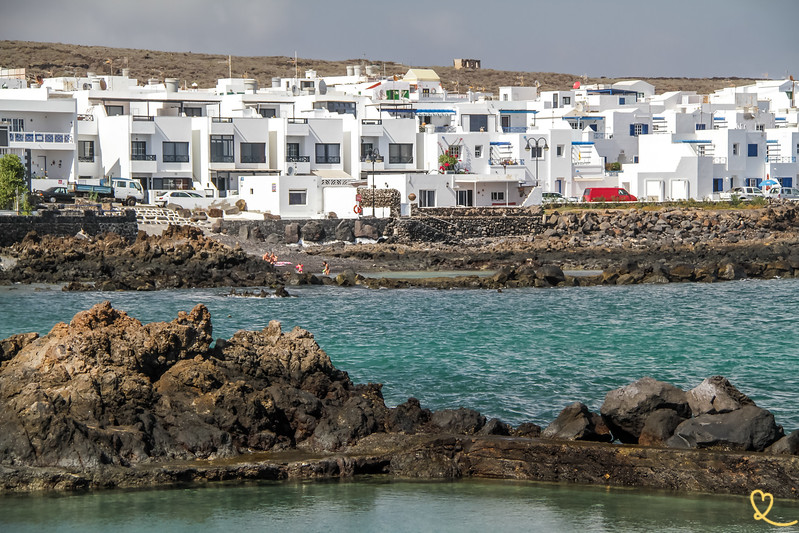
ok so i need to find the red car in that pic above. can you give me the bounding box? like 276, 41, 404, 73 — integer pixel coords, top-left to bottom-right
581, 187, 638, 202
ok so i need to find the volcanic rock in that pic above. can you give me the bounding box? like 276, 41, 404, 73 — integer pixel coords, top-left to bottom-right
666, 405, 783, 451
687, 376, 756, 416
542, 402, 612, 442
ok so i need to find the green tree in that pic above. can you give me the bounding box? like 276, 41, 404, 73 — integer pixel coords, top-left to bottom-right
0, 154, 28, 209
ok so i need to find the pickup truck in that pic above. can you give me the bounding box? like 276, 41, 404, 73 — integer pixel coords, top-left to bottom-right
718, 187, 764, 201
70, 178, 145, 206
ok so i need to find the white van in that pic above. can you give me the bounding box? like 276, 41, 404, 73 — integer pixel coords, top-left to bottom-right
110, 178, 145, 206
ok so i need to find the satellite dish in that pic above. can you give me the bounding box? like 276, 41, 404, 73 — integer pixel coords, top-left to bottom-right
318, 80, 327, 95
291, 85, 299, 96
286, 166, 294, 175
573, 81, 581, 89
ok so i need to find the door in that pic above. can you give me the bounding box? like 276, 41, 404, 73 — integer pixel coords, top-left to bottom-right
457, 189, 473, 206
670, 180, 689, 200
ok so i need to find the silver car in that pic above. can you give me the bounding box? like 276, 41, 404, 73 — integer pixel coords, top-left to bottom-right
777, 186, 799, 200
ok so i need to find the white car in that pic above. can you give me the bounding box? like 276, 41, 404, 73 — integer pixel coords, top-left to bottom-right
719, 187, 765, 201
777, 186, 799, 200
542, 192, 578, 204
154, 190, 205, 207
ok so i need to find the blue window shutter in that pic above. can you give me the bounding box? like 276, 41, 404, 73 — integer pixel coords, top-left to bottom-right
748, 144, 758, 157
783, 177, 793, 187
630, 124, 635, 136
642, 124, 649, 135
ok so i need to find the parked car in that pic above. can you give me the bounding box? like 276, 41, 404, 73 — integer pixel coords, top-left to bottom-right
777, 186, 799, 200
581, 187, 638, 202
542, 192, 578, 204
154, 190, 205, 207
33, 186, 74, 204
719, 187, 765, 201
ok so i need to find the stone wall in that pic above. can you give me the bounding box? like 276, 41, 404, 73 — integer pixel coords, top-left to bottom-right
0, 209, 139, 246
218, 217, 394, 243
357, 187, 401, 217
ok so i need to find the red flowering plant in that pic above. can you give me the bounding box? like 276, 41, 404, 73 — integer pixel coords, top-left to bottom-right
438, 150, 459, 172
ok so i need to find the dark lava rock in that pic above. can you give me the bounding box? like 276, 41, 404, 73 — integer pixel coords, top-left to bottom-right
512, 422, 542, 438
354, 220, 379, 240
687, 376, 756, 416
429, 407, 486, 435
638, 409, 688, 447
335, 221, 355, 242
284, 223, 300, 244
666, 405, 783, 452
542, 402, 612, 442
478, 418, 512, 436
600, 377, 691, 444
301, 221, 325, 243
766, 430, 799, 455
388, 397, 432, 434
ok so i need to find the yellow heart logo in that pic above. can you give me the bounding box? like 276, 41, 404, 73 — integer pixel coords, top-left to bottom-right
751, 490, 774, 520
750, 489, 798, 527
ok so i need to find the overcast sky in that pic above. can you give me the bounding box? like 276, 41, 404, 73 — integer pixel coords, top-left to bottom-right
2, 0, 797, 79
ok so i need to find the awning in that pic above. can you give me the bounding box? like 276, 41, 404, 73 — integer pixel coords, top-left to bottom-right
312, 170, 354, 179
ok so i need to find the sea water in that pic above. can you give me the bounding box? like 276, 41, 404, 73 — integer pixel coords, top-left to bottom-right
1, 279, 798, 531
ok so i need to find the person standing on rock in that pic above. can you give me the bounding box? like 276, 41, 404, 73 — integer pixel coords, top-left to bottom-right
323, 261, 330, 276
295, 263, 303, 274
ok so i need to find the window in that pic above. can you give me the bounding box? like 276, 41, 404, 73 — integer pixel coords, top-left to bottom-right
288, 189, 307, 205
258, 108, 277, 118
469, 115, 488, 132
1, 118, 24, 132
315, 143, 341, 164
491, 191, 505, 202
418, 189, 436, 207
386, 89, 400, 100
316, 101, 356, 115
419, 115, 431, 125
287, 143, 300, 160
500, 115, 511, 129
152, 177, 192, 190
562, 96, 571, 105
696, 123, 706, 131
556, 145, 564, 157
447, 145, 461, 158
105, 105, 123, 116
183, 107, 202, 117
457, 189, 473, 206
756, 124, 765, 132
360, 143, 373, 160
389, 143, 413, 164
422, 88, 430, 96
748, 144, 758, 157
163, 141, 189, 162
713, 178, 723, 192
732, 143, 739, 156
78, 140, 94, 162
131, 140, 153, 160
528, 146, 544, 158
474, 145, 483, 158
619, 97, 626, 105
630, 123, 649, 136
240, 142, 265, 163
210, 135, 234, 163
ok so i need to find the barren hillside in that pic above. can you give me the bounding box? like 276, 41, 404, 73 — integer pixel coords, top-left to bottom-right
0, 40, 761, 95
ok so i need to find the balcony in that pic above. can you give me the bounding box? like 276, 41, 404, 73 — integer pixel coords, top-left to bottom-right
501, 126, 529, 133
287, 118, 309, 136
8, 131, 75, 149
131, 116, 155, 135
489, 158, 522, 166
131, 153, 157, 173
286, 155, 310, 163
361, 119, 384, 136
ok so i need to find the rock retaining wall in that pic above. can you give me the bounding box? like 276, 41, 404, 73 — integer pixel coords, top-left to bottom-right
218, 218, 394, 243
0, 209, 139, 246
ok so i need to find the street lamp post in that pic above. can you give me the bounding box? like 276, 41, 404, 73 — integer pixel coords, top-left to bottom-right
365, 148, 382, 217
524, 136, 549, 187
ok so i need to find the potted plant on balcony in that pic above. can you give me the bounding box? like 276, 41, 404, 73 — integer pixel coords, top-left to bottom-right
438, 150, 459, 173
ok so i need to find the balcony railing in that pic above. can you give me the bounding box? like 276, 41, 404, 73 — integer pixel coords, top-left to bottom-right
767, 156, 797, 163
78, 155, 94, 162
593, 132, 614, 140
360, 155, 385, 163
9, 132, 73, 144
316, 156, 341, 164
132, 115, 154, 121
241, 155, 266, 164
132, 154, 157, 161
501, 126, 528, 133
212, 117, 233, 123
211, 155, 235, 163
163, 155, 190, 163
434, 126, 456, 133
489, 158, 522, 166
288, 118, 308, 124
286, 155, 310, 163
77, 114, 94, 121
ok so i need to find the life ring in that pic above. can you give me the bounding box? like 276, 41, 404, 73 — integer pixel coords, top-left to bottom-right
353, 204, 362, 214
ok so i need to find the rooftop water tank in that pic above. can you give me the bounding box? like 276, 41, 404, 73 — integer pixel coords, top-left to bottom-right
148, 78, 160, 86
353, 65, 361, 77
121, 68, 130, 78
366, 65, 379, 77
346, 66, 354, 76
305, 69, 316, 79
272, 77, 281, 88
91, 78, 102, 90
165, 78, 179, 93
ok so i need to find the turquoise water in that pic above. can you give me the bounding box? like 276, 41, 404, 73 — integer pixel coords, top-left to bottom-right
1, 279, 798, 530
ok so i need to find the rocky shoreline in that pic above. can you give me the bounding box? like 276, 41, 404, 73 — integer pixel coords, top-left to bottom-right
1, 304, 797, 495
